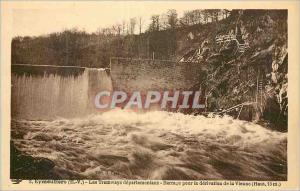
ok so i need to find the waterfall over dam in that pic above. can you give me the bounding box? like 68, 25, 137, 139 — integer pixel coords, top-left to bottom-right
11, 65, 112, 120
12, 59, 205, 119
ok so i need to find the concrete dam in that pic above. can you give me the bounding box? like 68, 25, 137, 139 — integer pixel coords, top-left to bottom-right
109, 58, 203, 92
11, 59, 204, 119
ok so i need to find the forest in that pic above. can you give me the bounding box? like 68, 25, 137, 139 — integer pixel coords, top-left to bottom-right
11, 9, 230, 68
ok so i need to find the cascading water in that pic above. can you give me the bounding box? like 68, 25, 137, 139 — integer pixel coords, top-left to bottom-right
11, 67, 112, 120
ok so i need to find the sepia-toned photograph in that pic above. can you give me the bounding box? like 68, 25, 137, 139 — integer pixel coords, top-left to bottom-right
1, 1, 299, 190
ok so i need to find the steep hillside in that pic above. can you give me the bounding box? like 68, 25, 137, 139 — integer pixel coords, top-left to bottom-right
179, 10, 287, 131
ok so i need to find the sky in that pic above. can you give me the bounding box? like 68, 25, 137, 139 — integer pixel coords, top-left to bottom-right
12, 1, 208, 37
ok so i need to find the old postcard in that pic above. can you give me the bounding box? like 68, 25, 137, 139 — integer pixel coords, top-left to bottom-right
0, 1, 299, 190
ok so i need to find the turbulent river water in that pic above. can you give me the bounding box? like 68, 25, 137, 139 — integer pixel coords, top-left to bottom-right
11, 66, 287, 180
12, 110, 287, 180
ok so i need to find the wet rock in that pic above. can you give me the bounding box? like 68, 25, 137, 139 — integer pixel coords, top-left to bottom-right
10, 142, 61, 179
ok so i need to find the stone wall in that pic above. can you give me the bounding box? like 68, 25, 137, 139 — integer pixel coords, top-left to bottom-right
110, 58, 204, 92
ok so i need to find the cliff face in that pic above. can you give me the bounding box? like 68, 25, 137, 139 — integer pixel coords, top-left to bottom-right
178, 10, 287, 131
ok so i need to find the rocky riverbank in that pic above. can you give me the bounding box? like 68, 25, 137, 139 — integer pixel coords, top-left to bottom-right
10, 142, 60, 179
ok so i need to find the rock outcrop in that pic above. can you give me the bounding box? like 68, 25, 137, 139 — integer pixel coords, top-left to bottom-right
179, 10, 287, 131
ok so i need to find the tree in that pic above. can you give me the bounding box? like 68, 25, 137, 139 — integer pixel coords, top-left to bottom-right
202, 10, 209, 24
180, 9, 204, 26
159, 13, 169, 30
167, 9, 178, 29
222, 9, 231, 19
129, 17, 137, 34
205, 9, 221, 22
149, 15, 160, 31
112, 24, 122, 36
137, 16, 144, 34
122, 20, 126, 35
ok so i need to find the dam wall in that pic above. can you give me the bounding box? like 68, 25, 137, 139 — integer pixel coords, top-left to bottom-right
110, 58, 204, 92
